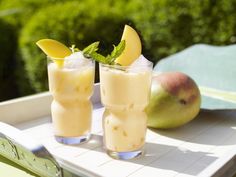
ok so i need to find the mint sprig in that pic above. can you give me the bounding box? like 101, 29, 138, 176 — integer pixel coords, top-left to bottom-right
82, 42, 99, 57
81, 40, 125, 65
111, 40, 126, 59
70, 44, 79, 53
106, 40, 125, 64
89, 52, 107, 63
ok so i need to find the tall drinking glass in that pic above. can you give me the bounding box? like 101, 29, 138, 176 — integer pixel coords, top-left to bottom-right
99, 61, 153, 159
47, 56, 95, 144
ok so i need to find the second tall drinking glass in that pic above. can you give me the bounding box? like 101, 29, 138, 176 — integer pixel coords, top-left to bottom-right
47, 56, 95, 144
99, 61, 153, 159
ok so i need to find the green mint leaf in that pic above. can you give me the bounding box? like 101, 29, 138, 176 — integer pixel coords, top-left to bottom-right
81, 40, 125, 65
105, 54, 112, 63
111, 45, 117, 58
105, 40, 125, 64
105, 54, 116, 65
70, 44, 79, 53
82, 41, 99, 57
110, 40, 125, 59
82, 41, 107, 63
89, 52, 107, 64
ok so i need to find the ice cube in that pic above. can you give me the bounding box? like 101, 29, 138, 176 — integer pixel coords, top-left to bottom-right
64, 51, 92, 69
129, 55, 152, 72
130, 55, 152, 67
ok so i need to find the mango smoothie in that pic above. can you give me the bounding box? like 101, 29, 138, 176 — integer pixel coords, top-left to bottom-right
100, 58, 152, 158
47, 53, 95, 144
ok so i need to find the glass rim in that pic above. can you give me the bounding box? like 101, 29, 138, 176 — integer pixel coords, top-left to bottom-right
99, 61, 153, 69
47, 56, 95, 63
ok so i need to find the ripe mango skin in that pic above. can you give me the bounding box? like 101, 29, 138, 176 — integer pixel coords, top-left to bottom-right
146, 72, 201, 129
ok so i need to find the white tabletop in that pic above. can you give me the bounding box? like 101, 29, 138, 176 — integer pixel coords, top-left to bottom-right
18, 105, 236, 177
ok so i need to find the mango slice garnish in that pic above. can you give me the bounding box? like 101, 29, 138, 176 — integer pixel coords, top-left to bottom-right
36, 39, 72, 67
115, 25, 142, 66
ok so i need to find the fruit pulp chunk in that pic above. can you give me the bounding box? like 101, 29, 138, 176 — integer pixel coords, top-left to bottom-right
48, 63, 94, 137
103, 109, 147, 152
100, 66, 152, 152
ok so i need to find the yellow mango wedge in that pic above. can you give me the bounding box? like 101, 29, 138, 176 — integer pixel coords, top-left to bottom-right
36, 39, 72, 58
115, 25, 142, 66
36, 39, 72, 67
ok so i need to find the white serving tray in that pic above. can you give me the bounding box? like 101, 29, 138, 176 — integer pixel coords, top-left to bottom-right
1, 84, 236, 177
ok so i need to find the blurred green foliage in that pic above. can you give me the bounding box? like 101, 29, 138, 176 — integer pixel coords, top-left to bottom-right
0, 0, 236, 100
127, 0, 236, 61
0, 19, 18, 101
0, 0, 68, 30
19, 1, 128, 92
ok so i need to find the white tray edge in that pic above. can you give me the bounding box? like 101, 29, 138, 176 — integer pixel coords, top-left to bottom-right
0, 83, 100, 125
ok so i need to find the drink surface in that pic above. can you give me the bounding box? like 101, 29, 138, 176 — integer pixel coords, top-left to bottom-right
48, 61, 94, 137
100, 64, 152, 152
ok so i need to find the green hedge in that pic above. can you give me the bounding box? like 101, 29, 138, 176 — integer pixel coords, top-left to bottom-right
0, 0, 77, 98
19, 0, 128, 92
0, 19, 18, 101
0, 0, 69, 29
126, 0, 236, 61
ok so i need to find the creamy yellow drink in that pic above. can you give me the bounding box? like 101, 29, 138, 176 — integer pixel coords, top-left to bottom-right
100, 58, 152, 156
48, 53, 94, 144
98, 25, 153, 159
36, 39, 96, 144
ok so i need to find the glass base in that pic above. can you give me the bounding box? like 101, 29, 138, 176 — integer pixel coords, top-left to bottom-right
55, 133, 90, 145
106, 148, 144, 160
